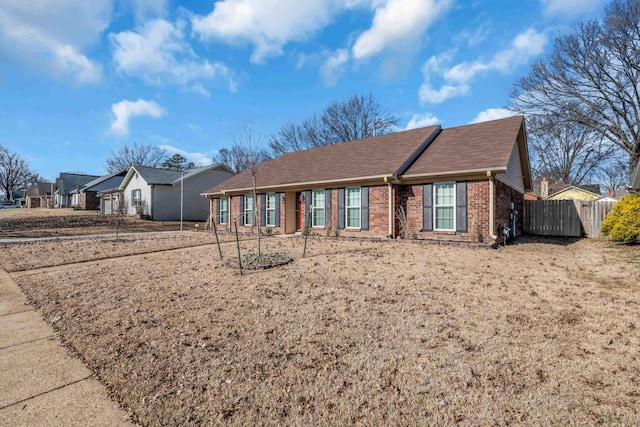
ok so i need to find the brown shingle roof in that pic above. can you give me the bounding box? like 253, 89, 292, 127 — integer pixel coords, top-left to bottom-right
204, 115, 527, 195
205, 125, 440, 193
402, 115, 524, 177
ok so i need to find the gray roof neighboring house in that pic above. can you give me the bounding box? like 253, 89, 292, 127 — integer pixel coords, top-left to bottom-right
121, 164, 234, 188
24, 182, 57, 198
55, 173, 100, 196
71, 171, 127, 194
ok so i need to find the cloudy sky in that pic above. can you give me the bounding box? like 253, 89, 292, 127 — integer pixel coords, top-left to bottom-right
0, 0, 608, 179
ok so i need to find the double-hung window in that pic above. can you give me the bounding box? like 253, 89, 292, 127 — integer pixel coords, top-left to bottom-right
244, 195, 254, 226
266, 193, 277, 226
132, 189, 142, 209
219, 197, 229, 225
312, 190, 325, 227
434, 183, 455, 230
346, 187, 361, 228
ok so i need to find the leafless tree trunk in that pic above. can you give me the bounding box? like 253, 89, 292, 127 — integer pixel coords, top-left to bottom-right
511, 0, 640, 180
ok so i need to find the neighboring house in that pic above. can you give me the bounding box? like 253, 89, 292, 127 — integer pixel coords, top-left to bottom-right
630, 162, 640, 193
548, 185, 601, 201
203, 116, 532, 244
120, 164, 234, 221
524, 191, 539, 201
23, 182, 57, 208
69, 171, 127, 210
54, 173, 99, 208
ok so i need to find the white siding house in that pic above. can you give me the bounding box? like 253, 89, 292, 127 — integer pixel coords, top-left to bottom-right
119, 164, 234, 221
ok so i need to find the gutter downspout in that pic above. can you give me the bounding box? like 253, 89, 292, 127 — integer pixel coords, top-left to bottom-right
150, 185, 155, 220
488, 171, 498, 241
385, 176, 394, 238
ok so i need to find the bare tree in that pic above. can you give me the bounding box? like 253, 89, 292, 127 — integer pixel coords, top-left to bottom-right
105, 142, 168, 173
597, 156, 630, 197
0, 145, 39, 201
527, 114, 615, 185
214, 141, 271, 174
511, 0, 640, 179
269, 93, 399, 156
230, 125, 271, 254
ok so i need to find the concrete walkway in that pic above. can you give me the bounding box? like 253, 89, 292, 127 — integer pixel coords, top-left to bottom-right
0, 270, 133, 426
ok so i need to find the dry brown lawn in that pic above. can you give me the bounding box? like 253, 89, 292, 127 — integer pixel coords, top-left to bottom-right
2, 234, 639, 426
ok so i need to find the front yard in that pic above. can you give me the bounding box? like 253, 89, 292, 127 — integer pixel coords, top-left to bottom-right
2, 234, 639, 425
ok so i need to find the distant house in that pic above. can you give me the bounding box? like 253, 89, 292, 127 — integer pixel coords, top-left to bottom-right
630, 162, 640, 193
548, 184, 601, 201
203, 116, 532, 244
119, 164, 234, 221
54, 173, 99, 208
23, 182, 57, 208
69, 171, 127, 210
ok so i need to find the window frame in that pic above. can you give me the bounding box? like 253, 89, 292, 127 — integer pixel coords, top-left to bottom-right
345, 187, 361, 229
132, 189, 142, 209
266, 193, 277, 226
433, 182, 456, 231
244, 194, 254, 226
219, 197, 229, 225
311, 189, 325, 228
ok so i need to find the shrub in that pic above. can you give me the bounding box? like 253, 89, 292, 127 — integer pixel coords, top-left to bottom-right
601, 194, 640, 243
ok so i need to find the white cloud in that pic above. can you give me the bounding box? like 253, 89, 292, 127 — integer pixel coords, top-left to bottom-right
470, 108, 517, 124
158, 144, 213, 167
111, 19, 237, 93
320, 49, 350, 87
110, 99, 167, 136
0, 0, 109, 83
541, 0, 606, 17
352, 0, 453, 60
405, 112, 440, 130
129, 0, 168, 21
419, 29, 547, 104
191, 0, 339, 64
419, 51, 469, 104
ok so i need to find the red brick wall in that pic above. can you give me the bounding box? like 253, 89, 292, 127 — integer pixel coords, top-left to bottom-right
212, 194, 287, 234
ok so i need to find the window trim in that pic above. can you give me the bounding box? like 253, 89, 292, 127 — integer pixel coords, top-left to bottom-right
244, 194, 254, 226
433, 182, 456, 231
265, 193, 277, 226
132, 189, 142, 209
219, 197, 229, 225
311, 189, 325, 228
345, 187, 361, 229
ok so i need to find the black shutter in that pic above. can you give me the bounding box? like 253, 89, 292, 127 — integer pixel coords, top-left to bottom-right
216, 198, 221, 224
361, 187, 369, 230
325, 189, 332, 227
275, 193, 281, 227
456, 182, 468, 233
422, 184, 433, 231
239, 195, 245, 226
260, 193, 266, 227
305, 190, 311, 226
338, 188, 345, 229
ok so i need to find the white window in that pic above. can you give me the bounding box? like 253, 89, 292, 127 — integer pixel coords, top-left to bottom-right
312, 190, 325, 227
244, 195, 254, 225
219, 197, 229, 225
346, 187, 361, 228
434, 183, 455, 230
132, 189, 142, 209
266, 194, 277, 226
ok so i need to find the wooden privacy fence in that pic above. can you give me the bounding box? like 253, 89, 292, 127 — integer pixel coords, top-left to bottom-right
524, 199, 617, 238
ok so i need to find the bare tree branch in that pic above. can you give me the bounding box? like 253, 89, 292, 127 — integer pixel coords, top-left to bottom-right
0, 145, 40, 200
105, 143, 168, 173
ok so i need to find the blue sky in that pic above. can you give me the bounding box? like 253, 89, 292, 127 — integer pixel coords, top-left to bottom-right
0, 0, 609, 180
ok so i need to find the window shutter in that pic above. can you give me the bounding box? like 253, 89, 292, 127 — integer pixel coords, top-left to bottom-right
422, 184, 433, 231
260, 193, 266, 227
216, 198, 221, 224
275, 193, 281, 227
239, 195, 245, 226
305, 190, 311, 227
338, 188, 345, 229
361, 187, 369, 230
324, 189, 332, 226
456, 181, 468, 233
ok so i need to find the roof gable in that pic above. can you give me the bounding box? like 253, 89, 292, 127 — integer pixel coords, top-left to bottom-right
57, 173, 100, 195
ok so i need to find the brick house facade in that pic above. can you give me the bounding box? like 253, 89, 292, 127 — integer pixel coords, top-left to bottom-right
204, 116, 532, 245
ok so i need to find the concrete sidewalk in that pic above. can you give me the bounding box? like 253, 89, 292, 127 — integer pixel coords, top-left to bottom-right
0, 270, 133, 426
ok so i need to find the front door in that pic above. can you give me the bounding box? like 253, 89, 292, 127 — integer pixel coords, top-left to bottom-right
296, 192, 303, 231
